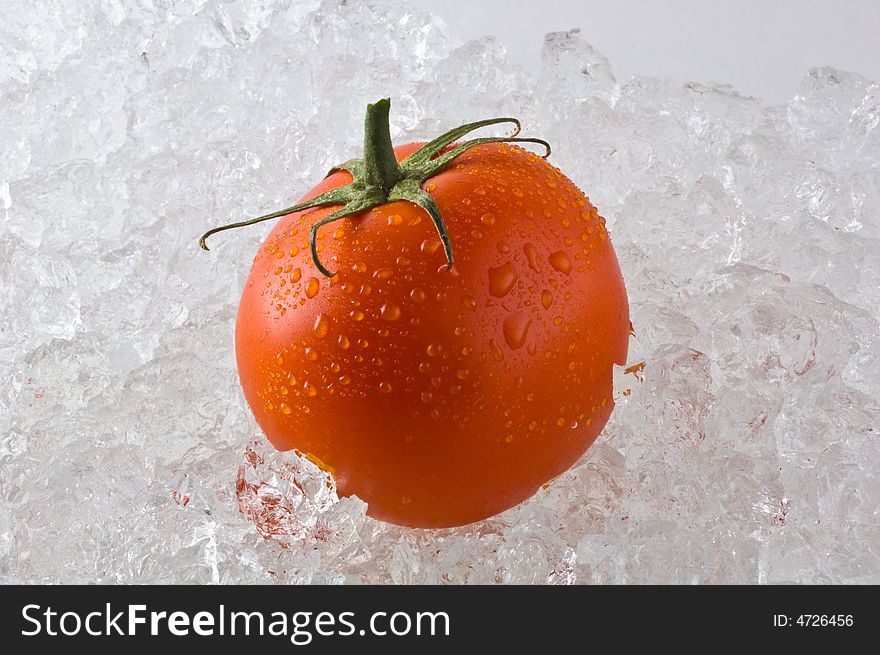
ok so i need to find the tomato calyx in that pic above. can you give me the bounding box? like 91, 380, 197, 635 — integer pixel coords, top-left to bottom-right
199, 98, 551, 277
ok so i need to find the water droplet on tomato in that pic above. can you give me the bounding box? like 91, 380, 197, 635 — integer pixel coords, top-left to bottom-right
541, 290, 553, 309
426, 343, 443, 357
303, 381, 317, 397
502, 311, 532, 350
523, 243, 539, 271
421, 391, 433, 403
305, 277, 320, 298
280, 403, 291, 415
313, 314, 330, 338
421, 238, 441, 255
480, 213, 496, 225
350, 309, 365, 321
379, 381, 393, 393
373, 268, 393, 280
380, 302, 401, 321
548, 251, 572, 275
488, 262, 518, 297
439, 263, 460, 276
461, 295, 476, 310
337, 335, 350, 350
387, 213, 403, 226
410, 288, 426, 302
456, 369, 470, 380
489, 339, 504, 361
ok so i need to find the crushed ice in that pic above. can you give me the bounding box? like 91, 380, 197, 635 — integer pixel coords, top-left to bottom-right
1, 0, 877, 583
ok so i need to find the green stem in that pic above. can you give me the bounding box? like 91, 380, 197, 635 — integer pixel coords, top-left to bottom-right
199, 99, 551, 276
362, 99, 402, 191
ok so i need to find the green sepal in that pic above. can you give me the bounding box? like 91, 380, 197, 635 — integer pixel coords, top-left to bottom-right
199, 99, 550, 277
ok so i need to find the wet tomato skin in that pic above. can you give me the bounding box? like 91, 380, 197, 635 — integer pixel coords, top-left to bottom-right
236, 142, 629, 528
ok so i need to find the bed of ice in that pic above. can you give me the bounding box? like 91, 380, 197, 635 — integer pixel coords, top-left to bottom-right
1, 0, 878, 584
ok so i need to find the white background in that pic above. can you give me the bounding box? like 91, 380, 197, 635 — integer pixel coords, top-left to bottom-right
410, 0, 880, 103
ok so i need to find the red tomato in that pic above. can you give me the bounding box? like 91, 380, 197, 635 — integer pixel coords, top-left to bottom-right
219, 102, 629, 528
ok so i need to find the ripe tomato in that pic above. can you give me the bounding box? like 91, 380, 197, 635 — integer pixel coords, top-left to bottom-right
219, 101, 629, 528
